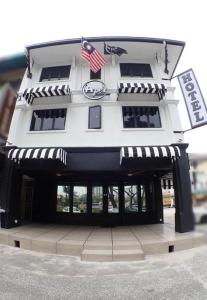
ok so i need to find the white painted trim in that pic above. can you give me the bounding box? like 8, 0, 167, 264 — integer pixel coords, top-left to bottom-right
35, 79, 71, 85
27, 130, 67, 134
85, 129, 104, 132
121, 128, 165, 132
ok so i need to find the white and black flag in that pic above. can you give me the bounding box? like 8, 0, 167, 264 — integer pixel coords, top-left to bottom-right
104, 43, 127, 56
178, 69, 207, 129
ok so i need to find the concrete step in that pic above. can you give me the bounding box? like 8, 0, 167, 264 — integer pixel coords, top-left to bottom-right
81, 247, 145, 262
84, 240, 112, 250
113, 249, 145, 261
81, 249, 112, 262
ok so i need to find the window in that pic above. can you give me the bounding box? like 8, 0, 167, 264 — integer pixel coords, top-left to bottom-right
92, 186, 103, 213
108, 186, 119, 213
122, 106, 161, 128
88, 106, 101, 129
90, 69, 101, 80
140, 185, 146, 212
73, 186, 87, 213
56, 185, 71, 212
30, 109, 67, 131
40, 65, 70, 82
120, 63, 152, 77
124, 185, 138, 213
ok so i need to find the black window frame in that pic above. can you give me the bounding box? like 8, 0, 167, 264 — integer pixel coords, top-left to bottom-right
90, 69, 101, 80
39, 65, 71, 82
30, 108, 67, 131
120, 63, 153, 78
88, 105, 102, 129
122, 106, 161, 128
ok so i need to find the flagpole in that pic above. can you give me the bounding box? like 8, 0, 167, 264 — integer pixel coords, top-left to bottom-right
183, 128, 193, 133
171, 74, 179, 80
176, 124, 207, 134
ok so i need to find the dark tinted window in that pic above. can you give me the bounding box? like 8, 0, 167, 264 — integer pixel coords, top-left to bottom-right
30, 109, 67, 131
122, 106, 161, 128
120, 63, 152, 77
90, 69, 101, 80
88, 106, 101, 129
40, 66, 70, 82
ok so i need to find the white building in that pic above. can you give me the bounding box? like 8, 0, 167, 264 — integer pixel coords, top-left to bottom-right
0, 37, 194, 232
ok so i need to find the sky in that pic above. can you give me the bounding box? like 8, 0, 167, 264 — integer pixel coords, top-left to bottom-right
1, 0, 207, 153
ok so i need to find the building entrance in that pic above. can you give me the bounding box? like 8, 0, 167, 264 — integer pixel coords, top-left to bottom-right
20, 176, 34, 223
55, 182, 160, 226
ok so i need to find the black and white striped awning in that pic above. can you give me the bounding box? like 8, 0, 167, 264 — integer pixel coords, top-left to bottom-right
121, 146, 181, 162
118, 83, 167, 100
161, 173, 174, 189
8, 147, 67, 166
161, 178, 174, 189
20, 85, 70, 104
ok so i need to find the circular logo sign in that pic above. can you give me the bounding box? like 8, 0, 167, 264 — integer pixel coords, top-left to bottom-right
82, 80, 106, 100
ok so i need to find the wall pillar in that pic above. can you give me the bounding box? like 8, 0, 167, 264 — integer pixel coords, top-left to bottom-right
0, 158, 22, 228
153, 178, 164, 223
172, 143, 194, 233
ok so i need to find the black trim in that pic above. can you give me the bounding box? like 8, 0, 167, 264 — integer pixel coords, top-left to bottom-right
26, 49, 32, 79
170, 41, 185, 79
26, 36, 185, 51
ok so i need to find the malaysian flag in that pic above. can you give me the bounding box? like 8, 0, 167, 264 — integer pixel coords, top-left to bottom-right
81, 38, 106, 73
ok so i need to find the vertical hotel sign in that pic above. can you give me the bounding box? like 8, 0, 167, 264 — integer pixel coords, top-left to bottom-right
178, 69, 207, 128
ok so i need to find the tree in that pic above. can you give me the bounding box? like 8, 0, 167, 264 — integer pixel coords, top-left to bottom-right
108, 186, 118, 208
124, 186, 137, 209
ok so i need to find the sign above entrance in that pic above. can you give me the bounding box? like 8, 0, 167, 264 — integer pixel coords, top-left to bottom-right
82, 80, 107, 100
177, 69, 207, 129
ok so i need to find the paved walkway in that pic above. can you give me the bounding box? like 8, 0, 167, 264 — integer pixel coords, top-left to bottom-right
0, 220, 206, 261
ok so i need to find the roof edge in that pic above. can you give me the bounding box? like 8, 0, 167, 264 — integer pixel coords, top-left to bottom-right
26, 36, 185, 50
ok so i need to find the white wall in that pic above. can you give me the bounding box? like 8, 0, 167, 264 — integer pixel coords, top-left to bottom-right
8, 50, 184, 148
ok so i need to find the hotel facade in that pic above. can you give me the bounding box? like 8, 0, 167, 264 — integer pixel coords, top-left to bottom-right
0, 37, 194, 233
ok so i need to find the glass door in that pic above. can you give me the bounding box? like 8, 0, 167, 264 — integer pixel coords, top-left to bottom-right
124, 185, 138, 213
107, 186, 119, 213
92, 186, 103, 213
91, 185, 120, 215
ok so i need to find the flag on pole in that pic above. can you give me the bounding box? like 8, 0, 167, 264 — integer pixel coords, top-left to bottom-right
104, 43, 127, 56
81, 38, 106, 73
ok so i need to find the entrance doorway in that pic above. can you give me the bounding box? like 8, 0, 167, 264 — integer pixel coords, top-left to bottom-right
20, 176, 34, 223
55, 181, 160, 226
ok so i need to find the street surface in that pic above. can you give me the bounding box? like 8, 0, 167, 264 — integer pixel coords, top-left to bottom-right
1, 239, 207, 299
0, 208, 207, 300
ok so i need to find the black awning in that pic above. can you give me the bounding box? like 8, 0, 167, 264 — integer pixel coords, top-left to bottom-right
8, 147, 67, 166
121, 146, 181, 163
118, 82, 167, 100
19, 85, 70, 104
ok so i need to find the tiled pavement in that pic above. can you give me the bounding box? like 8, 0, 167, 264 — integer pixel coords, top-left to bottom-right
0, 221, 206, 262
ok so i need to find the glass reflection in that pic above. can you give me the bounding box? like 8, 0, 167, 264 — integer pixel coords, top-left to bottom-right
73, 186, 87, 213
124, 185, 138, 212
92, 186, 103, 213
56, 185, 70, 212
108, 186, 119, 213
141, 185, 146, 212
